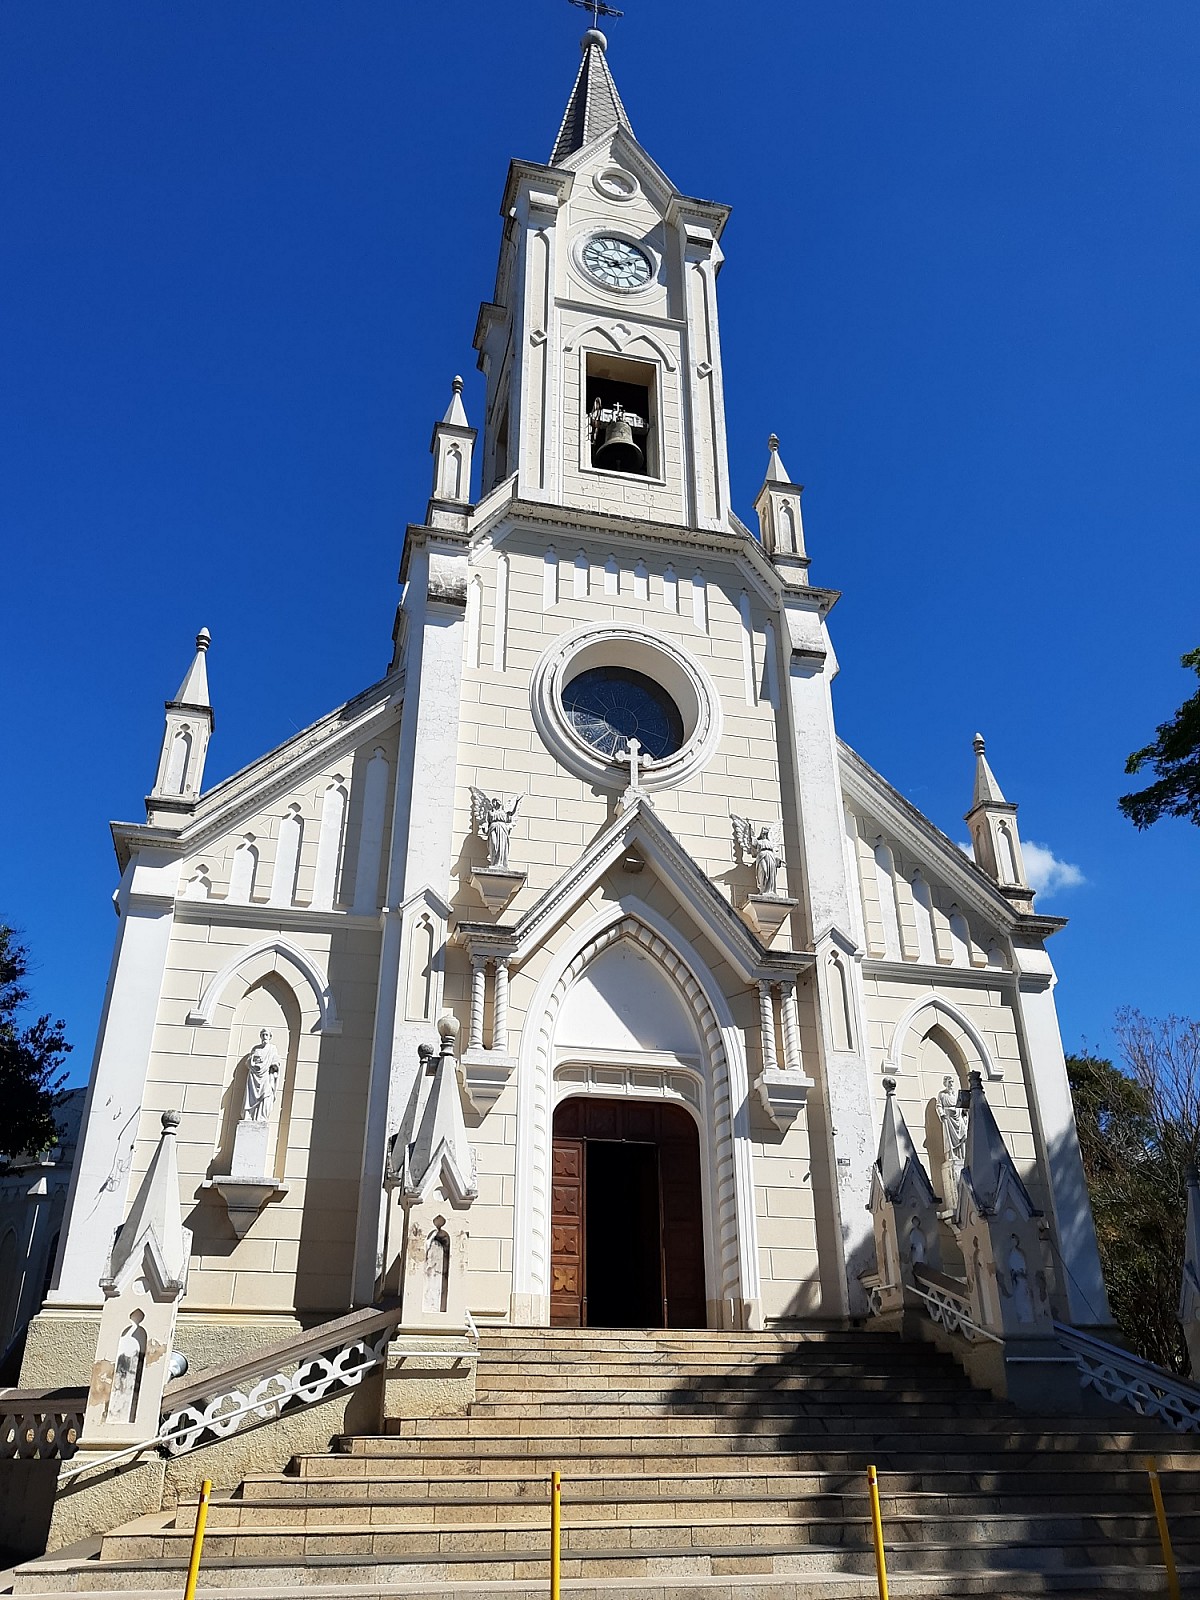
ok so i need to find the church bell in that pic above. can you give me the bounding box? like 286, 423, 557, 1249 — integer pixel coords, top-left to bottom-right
591, 400, 646, 475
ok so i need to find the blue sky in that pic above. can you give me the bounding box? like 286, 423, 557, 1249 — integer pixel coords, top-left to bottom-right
3, 1, 1198, 1084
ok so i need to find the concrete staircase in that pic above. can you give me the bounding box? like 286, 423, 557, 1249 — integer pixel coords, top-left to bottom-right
14, 1326, 1200, 1598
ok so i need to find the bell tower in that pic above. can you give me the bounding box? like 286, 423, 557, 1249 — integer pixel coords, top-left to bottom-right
473, 29, 733, 532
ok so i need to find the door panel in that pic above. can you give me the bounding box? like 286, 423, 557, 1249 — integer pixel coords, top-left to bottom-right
549, 1136, 585, 1327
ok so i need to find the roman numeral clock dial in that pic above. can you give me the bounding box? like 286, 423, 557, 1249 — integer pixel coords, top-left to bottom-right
582, 235, 652, 290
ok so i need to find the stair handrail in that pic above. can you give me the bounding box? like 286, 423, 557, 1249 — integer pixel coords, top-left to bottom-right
1053, 1320, 1200, 1434
57, 1304, 477, 1483
911, 1263, 1002, 1344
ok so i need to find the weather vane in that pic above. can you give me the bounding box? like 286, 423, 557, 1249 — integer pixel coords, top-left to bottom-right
569, 0, 625, 23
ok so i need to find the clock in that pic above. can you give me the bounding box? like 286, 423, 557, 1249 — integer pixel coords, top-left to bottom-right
582, 235, 653, 291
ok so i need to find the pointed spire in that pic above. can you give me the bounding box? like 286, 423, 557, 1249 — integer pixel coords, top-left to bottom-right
148, 629, 215, 820
550, 29, 635, 166
428, 376, 476, 520
876, 1078, 939, 1202
972, 732, 1006, 806
965, 733, 1033, 908
765, 433, 793, 485
173, 629, 211, 709
754, 434, 807, 565
443, 375, 469, 428
960, 1071, 1036, 1216
102, 1111, 189, 1296
404, 1014, 477, 1203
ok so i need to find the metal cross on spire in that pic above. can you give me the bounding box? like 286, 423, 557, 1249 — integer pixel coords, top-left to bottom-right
569, 0, 625, 25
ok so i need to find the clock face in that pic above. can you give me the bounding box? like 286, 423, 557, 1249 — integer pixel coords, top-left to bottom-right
562, 666, 684, 761
582, 235, 653, 291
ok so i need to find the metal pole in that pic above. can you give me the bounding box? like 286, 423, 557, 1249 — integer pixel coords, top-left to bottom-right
182, 1479, 211, 1600
550, 1470, 561, 1600
867, 1464, 889, 1600
1146, 1458, 1181, 1600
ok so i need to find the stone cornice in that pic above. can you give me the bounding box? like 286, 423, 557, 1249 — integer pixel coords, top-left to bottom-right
838, 741, 1045, 938
112, 674, 403, 870
172, 900, 383, 934
490, 797, 814, 985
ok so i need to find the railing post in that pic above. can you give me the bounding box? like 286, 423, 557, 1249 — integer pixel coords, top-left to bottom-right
1146, 1458, 1181, 1600
867, 1463, 889, 1600
550, 1469, 561, 1600
182, 1479, 211, 1600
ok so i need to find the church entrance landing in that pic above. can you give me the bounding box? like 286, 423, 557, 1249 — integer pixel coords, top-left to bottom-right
549, 1096, 705, 1328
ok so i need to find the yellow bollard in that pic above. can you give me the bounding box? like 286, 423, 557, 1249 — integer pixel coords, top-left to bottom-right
866, 1464, 889, 1600
1146, 1459, 1181, 1600
182, 1479, 212, 1600
550, 1470, 561, 1600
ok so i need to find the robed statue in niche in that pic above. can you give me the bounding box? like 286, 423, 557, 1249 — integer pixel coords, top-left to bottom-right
241, 1028, 281, 1123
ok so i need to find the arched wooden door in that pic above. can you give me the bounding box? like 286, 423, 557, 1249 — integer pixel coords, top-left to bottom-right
550, 1096, 706, 1328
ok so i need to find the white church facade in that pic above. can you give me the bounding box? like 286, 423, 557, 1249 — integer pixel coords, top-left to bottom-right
23, 30, 1111, 1388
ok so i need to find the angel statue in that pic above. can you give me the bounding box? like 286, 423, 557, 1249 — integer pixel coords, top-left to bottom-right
470, 788, 522, 871
732, 817, 785, 898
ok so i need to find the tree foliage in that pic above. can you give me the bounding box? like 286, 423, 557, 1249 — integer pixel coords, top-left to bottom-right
1067, 1009, 1200, 1375
1119, 647, 1200, 829
0, 926, 71, 1162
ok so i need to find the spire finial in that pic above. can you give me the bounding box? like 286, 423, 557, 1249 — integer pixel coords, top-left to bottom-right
452, 375, 464, 395
973, 731, 986, 756
583, 26, 607, 50
768, 433, 780, 453
195, 628, 211, 654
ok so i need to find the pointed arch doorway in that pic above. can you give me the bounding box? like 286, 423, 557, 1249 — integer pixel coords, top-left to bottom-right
550, 1096, 706, 1328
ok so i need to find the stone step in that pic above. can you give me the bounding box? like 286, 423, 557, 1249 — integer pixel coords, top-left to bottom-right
18, 1566, 1200, 1598
240, 1464, 1200, 1505
475, 1370, 976, 1390
106, 1506, 1200, 1563
446, 1399, 993, 1424
301, 1441, 1200, 1476
203, 1486, 1200, 1529
342, 1420, 1190, 1459
19, 1535, 1200, 1593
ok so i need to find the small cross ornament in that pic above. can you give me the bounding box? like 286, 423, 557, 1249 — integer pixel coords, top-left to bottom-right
620, 737, 650, 810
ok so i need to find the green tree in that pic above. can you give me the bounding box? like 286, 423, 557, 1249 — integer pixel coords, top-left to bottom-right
1067, 1011, 1200, 1375
1119, 647, 1200, 829
0, 926, 70, 1161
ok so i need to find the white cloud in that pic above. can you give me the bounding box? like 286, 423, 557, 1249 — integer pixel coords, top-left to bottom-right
958, 837, 1084, 895
1021, 841, 1086, 895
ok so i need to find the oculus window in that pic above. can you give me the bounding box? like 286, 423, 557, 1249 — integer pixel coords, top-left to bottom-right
562, 666, 684, 761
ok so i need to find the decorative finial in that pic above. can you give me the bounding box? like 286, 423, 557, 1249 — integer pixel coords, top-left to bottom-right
161, 1109, 181, 1132
768, 433, 780, 453
583, 26, 608, 50
973, 732, 986, 756
195, 628, 211, 653
882, 1077, 897, 1096
452, 375, 464, 395
437, 1011, 461, 1048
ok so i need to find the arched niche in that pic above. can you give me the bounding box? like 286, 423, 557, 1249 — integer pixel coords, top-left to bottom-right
514, 903, 761, 1331
212, 971, 302, 1183
188, 937, 338, 1034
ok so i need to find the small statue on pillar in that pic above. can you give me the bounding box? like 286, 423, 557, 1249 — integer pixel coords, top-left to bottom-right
83, 1112, 191, 1451
470, 788, 522, 871
241, 1028, 281, 1123
732, 817, 785, 897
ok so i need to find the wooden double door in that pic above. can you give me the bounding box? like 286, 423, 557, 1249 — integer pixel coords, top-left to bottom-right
549, 1097, 706, 1329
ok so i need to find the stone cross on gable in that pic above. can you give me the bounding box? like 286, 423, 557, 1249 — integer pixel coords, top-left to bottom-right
620, 737, 650, 811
